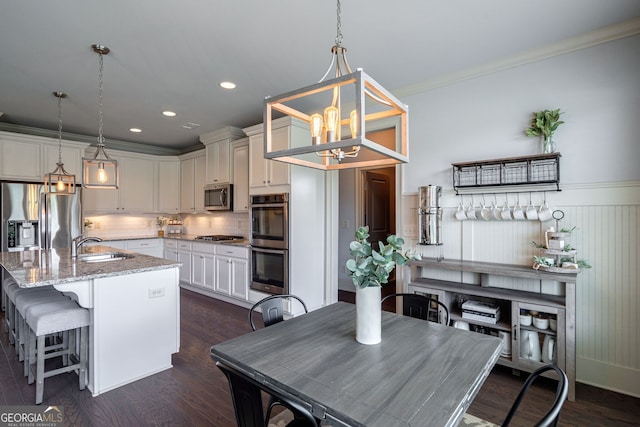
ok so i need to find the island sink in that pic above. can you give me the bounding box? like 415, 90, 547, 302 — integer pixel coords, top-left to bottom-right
79, 252, 135, 263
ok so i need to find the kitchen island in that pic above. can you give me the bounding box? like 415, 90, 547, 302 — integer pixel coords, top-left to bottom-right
0, 245, 181, 396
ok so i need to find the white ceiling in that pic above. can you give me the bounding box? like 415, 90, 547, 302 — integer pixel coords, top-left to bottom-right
1, 0, 639, 152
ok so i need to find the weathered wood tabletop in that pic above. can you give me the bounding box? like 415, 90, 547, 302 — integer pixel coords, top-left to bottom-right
211, 301, 502, 427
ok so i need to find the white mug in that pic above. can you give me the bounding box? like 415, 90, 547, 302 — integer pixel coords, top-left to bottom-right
479, 203, 491, 221
490, 202, 502, 220
538, 203, 553, 222
542, 335, 556, 363
455, 203, 467, 221
501, 204, 512, 220
520, 330, 541, 362
513, 204, 526, 220
525, 204, 538, 221
465, 203, 477, 220
498, 331, 511, 355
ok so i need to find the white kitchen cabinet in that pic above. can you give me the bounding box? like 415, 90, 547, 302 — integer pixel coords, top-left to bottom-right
43, 140, 87, 180
244, 117, 308, 194
86, 238, 162, 257
164, 240, 178, 261
156, 159, 180, 214
191, 243, 215, 291
205, 140, 230, 184
120, 156, 155, 212
126, 238, 162, 257
84, 151, 155, 213
179, 151, 206, 214
232, 138, 249, 212
176, 240, 193, 285
0, 131, 89, 182
0, 133, 42, 181
201, 126, 245, 185
215, 245, 249, 301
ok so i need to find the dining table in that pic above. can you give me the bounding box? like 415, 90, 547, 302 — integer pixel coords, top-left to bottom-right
210, 301, 502, 427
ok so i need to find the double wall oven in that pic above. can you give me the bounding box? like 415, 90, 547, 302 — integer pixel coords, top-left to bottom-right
250, 193, 288, 295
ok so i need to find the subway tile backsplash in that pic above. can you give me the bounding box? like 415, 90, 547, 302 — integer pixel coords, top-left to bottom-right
85, 212, 250, 240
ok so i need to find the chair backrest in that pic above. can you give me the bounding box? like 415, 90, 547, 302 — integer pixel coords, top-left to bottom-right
217, 362, 319, 427
381, 293, 450, 326
502, 364, 568, 427
249, 294, 309, 331
217, 363, 266, 427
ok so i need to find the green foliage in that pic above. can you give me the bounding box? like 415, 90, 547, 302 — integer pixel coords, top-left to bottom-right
524, 108, 564, 139
345, 226, 419, 289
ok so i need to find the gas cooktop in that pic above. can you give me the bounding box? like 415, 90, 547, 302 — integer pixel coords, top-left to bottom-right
193, 235, 244, 241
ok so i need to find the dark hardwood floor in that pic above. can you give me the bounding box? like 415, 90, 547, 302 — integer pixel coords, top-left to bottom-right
1, 289, 638, 426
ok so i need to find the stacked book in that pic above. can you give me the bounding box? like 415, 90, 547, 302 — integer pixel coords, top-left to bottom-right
461, 300, 500, 324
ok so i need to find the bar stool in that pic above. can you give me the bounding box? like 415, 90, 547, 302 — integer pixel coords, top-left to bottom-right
15, 290, 70, 368
3, 278, 18, 334
25, 299, 90, 405
6, 283, 55, 346
9, 286, 59, 353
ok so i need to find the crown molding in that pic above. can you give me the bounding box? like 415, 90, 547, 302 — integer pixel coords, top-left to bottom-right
0, 122, 205, 156
394, 17, 640, 98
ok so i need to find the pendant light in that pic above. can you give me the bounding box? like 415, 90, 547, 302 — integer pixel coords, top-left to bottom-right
263, 0, 409, 171
83, 44, 118, 189
44, 92, 76, 194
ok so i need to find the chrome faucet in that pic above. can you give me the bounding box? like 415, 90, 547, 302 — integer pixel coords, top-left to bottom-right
71, 235, 103, 258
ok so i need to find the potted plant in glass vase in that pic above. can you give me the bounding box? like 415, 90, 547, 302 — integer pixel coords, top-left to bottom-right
524, 108, 564, 153
155, 216, 168, 237
346, 226, 419, 345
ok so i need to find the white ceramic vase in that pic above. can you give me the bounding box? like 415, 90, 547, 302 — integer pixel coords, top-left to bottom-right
356, 286, 381, 345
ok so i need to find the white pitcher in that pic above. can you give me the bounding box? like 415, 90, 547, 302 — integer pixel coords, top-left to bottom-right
542, 335, 556, 363
520, 330, 541, 362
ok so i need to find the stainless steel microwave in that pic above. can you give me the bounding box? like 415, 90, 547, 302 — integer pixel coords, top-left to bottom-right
204, 183, 232, 211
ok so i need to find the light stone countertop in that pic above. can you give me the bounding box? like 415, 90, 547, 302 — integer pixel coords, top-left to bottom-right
88, 234, 250, 247
0, 245, 181, 288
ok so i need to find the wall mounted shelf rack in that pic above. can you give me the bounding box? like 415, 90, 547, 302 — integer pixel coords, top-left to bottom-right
452, 153, 561, 194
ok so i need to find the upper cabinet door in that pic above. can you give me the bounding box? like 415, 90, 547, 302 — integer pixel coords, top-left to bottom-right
205, 140, 231, 184
0, 135, 42, 181
120, 156, 155, 212
157, 159, 180, 213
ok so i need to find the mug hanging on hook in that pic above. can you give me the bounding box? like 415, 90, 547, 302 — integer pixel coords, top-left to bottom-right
538, 192, 553, 222
455, 195, 467, 221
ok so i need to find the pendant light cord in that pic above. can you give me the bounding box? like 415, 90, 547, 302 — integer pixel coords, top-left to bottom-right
56, 94, 63, 164
335, 0, 343, 48
97, 50, 105, 147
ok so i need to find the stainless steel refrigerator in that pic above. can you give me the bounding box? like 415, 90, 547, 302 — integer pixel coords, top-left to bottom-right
1, 182, 82, 252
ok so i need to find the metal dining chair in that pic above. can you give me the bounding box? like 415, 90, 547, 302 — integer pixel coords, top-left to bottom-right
216, 362, 319, 427
503, 364, 569, 427
248, 294, 308, 331
381, 293, 450, 326
460, 364, 568, 427
247, 294, 316, 426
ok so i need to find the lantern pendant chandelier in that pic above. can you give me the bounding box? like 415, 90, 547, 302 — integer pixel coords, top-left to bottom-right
263, 0, 409, 171
44, 92, 76, 194
83, 44, 119, 189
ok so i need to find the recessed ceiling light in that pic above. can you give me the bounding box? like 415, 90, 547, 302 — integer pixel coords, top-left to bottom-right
129, 128, 142, 133
162, 111, 177, 117
219, 81, 236, 90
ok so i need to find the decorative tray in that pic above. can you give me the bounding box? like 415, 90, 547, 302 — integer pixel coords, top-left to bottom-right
533, 263, 580, 274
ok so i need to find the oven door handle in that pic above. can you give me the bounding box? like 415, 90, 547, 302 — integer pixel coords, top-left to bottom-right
250, 203, 287, 209
251, 246, 286, 254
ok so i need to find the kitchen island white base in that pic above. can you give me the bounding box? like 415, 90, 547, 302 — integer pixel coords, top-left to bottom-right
54, 267, 180, 396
